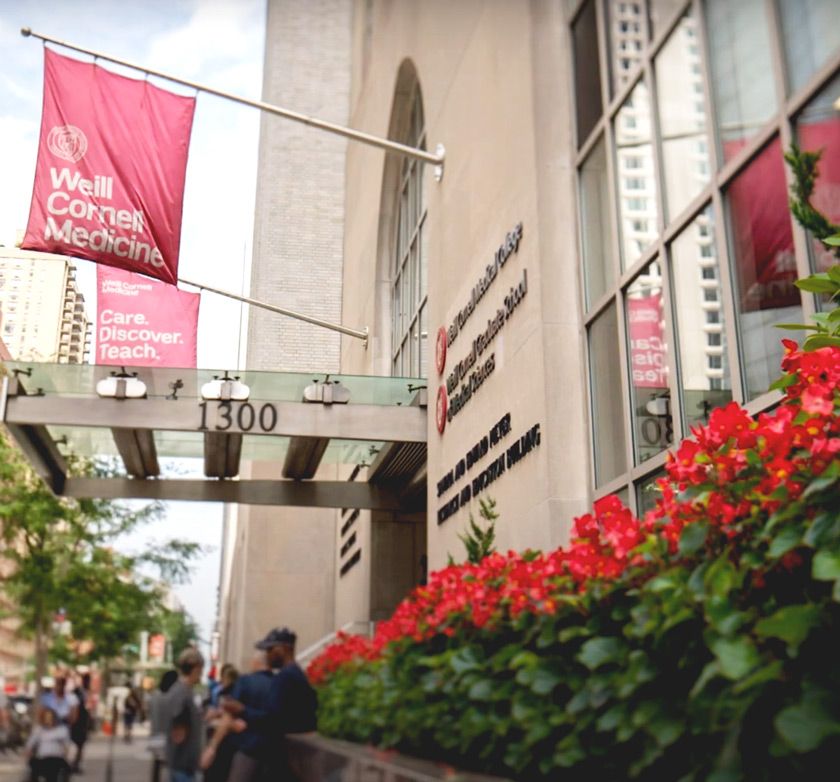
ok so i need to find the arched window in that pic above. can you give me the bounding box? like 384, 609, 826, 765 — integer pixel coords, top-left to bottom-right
391, 88, 427, 377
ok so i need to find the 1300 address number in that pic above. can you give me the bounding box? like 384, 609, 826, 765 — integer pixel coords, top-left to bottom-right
197, 400, 278, 433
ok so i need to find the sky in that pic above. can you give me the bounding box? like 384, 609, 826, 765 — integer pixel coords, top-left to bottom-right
0, 0, 266, 659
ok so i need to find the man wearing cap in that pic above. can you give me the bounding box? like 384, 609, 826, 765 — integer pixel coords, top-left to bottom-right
222, 627, 316, 778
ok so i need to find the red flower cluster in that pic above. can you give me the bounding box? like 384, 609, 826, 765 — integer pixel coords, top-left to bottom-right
308, 346, 840, 685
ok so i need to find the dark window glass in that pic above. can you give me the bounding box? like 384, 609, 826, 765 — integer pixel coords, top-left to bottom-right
795, 72, 840, 280
574, 0, 604, 146
726, 138, 801, 399
626, 259, 672, 464
705, 0, 777, 163
778, 0, 840, 94
589, 303, 628, 485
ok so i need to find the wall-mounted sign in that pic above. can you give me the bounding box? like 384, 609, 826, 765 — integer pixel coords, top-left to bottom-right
435, 326, 447, 375
445, 223, 523, 350
436, 412, 541, 524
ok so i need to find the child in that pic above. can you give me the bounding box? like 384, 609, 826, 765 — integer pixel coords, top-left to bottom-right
26, 706, 70, 782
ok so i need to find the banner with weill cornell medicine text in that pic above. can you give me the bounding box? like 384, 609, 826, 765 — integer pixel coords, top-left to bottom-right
22, 48, 195, 285
96, 266, 199, 368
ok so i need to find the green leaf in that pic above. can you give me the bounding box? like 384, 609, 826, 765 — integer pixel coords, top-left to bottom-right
578, 637, 626, 670
812, 548, 840, 581
769, 373, 797, 391
795, 274, 838, 294
775, 699, 840, 752
768, 525, 802, 559
732, 660, 784, 695
823, 236, 840, 247
804, 513, 840, 548
679, 522, 709, 557
711, 636, 760, 680
755, 605, 821, 652
532, 667, 562, 695
468, 678, 494, 700
804, 334, 840, 350
802, 474, 840, 499
450, 647, 480, 674
774, 323, 821, 330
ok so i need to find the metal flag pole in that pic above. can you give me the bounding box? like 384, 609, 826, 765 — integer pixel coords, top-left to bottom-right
178, 276, 369, 347
20, 27, 446, 180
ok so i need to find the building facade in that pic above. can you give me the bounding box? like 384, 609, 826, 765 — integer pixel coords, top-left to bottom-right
0, 248, 91, 364
216, 0, 352, 666
220, 0, 840, 661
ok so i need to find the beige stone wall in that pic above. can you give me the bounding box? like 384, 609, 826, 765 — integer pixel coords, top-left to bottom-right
339, 0, 592, 572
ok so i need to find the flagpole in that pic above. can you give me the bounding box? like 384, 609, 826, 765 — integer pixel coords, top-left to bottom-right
178, 276, 369, 347
20, 27, 446, 177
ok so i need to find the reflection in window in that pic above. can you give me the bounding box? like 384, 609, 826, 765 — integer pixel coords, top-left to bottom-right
705, 0, 777, 163
670, 208, 733, 431
573, 0, 603, 146
606, 0, 646, 96
615, 81, 658, 267
648, 0, 684, 38
392, 89, 427, 377
795, 72, 840, 278
726, 138, 800, 400
625, 259, 672, 464
778, 0, 840, 95
579, 136, 615, 309
636, 467, 666, 515
589, 303, 628, 486
656, 11, 710, 221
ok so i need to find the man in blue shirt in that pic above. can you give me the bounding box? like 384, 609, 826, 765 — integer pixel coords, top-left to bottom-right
222, 628, 317, 779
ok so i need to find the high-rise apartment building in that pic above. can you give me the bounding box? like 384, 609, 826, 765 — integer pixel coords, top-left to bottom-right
0, 248, 91, 364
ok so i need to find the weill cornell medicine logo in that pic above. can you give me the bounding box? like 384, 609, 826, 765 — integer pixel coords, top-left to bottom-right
22, 49, 195, 285
47, 125, 88, 162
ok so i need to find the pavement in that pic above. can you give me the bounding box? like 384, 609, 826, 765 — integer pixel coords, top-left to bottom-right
0, 724, 156, 782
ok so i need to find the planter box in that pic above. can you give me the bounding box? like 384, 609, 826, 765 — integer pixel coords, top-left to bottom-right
286, 733, 512, 782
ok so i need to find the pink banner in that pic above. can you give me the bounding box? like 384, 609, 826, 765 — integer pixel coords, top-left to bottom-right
96, 266, 199, 367
628, 294, 667, 389
22, 49, 195, 285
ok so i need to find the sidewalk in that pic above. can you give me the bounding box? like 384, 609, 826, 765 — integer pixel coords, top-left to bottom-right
0, 727, 156, 782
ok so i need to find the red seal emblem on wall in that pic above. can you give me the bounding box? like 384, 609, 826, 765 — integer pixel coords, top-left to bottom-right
435, 326, 447, 375
436, 386, 448, 434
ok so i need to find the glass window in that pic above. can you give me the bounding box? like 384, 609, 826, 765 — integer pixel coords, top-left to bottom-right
625, 259, 672, 464
726, 138, 801, 400
615, 80, 659, 267
656, 10, 711, 221
705, 0, 777, 163
579, 136, 615, 308
648, 0, 685, 38
778, 0, 840, 95
636, 467, 666, 515
392, 88, 427, 377
573, 0, 604, 146
589, 303, 628, 486
606, 0, 646, 96
795, 72, 840, 277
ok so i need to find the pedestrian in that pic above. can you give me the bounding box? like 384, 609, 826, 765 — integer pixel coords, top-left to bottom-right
25, 706, 71, 782
148, 670, 178, 782
122, 681, 143, 744
40, 675, 78, 729
69, 672, 91, 774
201, 664, 239, 782
222, 627, 317, 779
162, 648, 204, 782
200, 651, 274, 782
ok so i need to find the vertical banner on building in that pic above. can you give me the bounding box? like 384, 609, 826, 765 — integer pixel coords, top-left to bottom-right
22, 49, 195, 285
628, 294, 666, 388
96, 266, 199, 367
